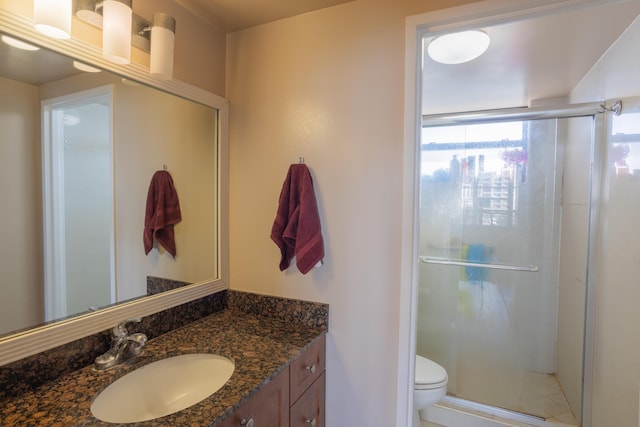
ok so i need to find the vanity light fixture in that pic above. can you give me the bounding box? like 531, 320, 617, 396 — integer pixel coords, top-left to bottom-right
150, 13, 176, 80
427, 30, 490, 65
131, 14, 151, 52
1, 35, 40, 51
71, 0, 176, 78
101, 0, 132, 64
34, 0, 72, 39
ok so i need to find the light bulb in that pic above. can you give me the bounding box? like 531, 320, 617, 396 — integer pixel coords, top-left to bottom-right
150, 13, 176, 80
34, 0, 72, 39
102, 0, 132, 64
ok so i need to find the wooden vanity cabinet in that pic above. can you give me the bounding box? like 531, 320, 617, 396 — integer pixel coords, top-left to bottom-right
289, 336, 326, 427
218, 369, 290, 427
290, 371, 325, 427
219, 335, 326, 427
289, 336, 326, 403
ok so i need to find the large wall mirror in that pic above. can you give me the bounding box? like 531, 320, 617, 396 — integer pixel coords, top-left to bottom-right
0, 9, 228, 366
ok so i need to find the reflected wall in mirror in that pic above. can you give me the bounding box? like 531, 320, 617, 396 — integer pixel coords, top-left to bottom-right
0, 31, 219, 337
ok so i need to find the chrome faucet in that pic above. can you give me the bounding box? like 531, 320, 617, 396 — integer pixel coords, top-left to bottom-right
94, 317, 148, 370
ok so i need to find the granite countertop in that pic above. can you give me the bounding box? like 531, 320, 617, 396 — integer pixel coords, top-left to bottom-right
1, 308, 326, 426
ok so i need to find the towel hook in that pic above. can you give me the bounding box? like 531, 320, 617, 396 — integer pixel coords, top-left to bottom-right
298, 157, 305, 164
163, 164, 167, 171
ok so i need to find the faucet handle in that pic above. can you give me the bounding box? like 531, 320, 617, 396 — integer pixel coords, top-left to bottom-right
113, 317, 142, 338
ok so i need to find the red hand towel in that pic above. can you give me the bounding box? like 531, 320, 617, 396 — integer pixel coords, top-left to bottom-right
144, 170, 182, 257
271, 164, 324, 274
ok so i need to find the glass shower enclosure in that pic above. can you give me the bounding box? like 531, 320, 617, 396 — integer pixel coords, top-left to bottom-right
416, 110, 601, 425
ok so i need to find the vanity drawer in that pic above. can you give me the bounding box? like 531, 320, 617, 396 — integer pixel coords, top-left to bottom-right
219, 369, 290, 427
289, 335, 326, 405
290, 371, 325, 427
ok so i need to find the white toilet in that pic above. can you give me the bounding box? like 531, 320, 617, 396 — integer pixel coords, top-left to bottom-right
413, 354, 448, 427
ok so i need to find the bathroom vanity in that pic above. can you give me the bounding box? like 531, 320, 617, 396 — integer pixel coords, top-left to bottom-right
219, 336, 325, 427
0, 292, 327, 426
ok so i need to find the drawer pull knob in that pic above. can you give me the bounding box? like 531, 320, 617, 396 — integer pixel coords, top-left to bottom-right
305, 364, 317, 374
305, 418, 317, 426
240, 418, 254, 427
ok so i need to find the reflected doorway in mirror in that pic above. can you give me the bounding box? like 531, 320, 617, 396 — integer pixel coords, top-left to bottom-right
41, 85, 115, 321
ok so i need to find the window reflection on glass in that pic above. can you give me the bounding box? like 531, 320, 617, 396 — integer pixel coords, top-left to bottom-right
610, 112, 640, 178
421, 121, 527, 226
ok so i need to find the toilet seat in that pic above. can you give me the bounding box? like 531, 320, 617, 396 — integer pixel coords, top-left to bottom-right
415, 355, 448, 390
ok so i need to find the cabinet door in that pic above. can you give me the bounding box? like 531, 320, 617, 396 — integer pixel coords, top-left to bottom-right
219, 369, 290, 427
290, 336, 326, 405
290, 371, 325, 427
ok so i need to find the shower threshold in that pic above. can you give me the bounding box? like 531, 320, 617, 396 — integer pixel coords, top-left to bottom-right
425, 395, 577, 427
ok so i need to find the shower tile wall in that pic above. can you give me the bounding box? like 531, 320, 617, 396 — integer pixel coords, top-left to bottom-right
568, 15, 640, 426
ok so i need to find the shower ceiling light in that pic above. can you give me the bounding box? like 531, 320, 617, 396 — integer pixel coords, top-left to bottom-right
427, 30, 490, 65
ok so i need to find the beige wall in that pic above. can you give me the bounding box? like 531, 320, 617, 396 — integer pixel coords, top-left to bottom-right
0, 77, 44, 332
225, 0, 478, 425
570, 16, 640, 427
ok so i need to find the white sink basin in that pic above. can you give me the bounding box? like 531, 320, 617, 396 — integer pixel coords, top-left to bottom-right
91, 353, 235, 423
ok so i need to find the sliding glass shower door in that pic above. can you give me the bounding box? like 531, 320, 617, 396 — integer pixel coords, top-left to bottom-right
416, 115, 592, 424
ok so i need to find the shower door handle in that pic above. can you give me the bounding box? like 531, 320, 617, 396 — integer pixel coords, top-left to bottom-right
420, 256, 539, 272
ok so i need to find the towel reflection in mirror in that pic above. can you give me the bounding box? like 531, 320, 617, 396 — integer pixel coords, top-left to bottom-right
144, 170, 182, 257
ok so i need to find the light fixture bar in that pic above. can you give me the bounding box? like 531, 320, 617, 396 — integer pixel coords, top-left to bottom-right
38, 0, 177, 76
73, 0, 154, 53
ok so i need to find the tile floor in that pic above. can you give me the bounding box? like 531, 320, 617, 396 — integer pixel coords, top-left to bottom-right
420, 370, 577, 427
453, 363, 577, 424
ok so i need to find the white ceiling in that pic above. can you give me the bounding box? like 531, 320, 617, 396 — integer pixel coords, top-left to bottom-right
175, 0, 355, 32
422, 1, 640, 115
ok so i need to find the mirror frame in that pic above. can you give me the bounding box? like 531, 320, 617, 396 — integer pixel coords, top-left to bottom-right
0, 8, 229, 366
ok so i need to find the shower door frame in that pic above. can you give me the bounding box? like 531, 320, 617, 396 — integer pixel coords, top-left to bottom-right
417, 104, 611, 427
399, 6, 623, 427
